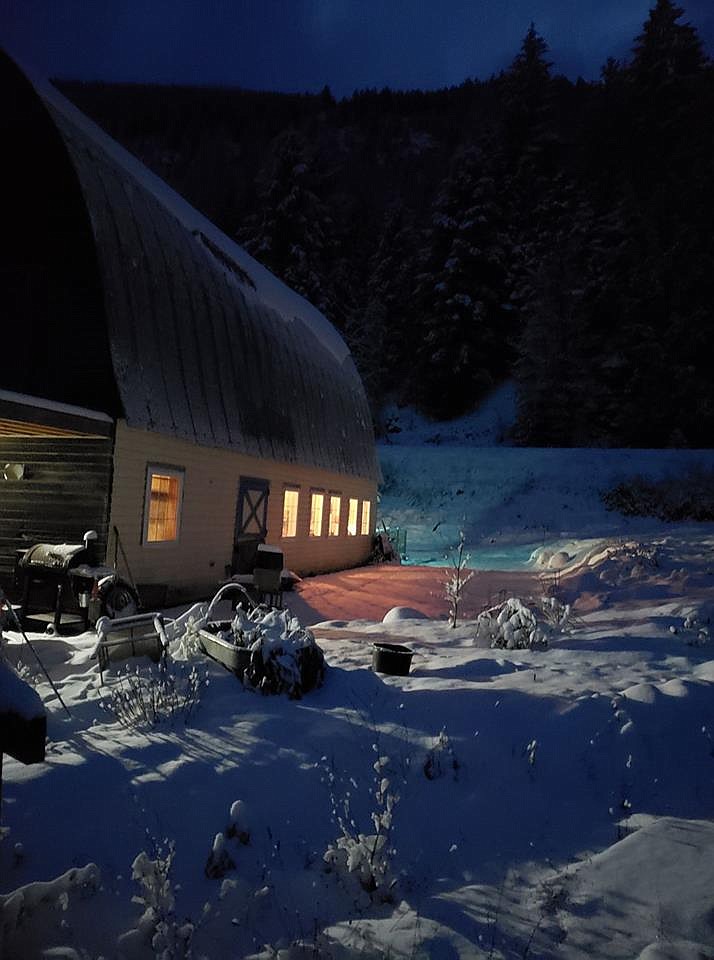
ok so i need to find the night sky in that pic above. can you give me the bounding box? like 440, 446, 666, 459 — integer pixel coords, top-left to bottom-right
3, 0, 713, 95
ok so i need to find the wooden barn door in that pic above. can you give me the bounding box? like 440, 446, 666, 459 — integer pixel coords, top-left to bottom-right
231, 476, 270, 573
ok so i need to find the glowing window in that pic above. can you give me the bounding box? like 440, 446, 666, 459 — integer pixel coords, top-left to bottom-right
144, 466, 183, 543
347, 498, 358, 536
360, 500, 371, 536
328, 495, 341, 537
282, 488, 299, 538
309, 492, 324, 537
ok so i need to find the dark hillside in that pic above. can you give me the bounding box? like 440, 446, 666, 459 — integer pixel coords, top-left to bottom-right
58, 1, 714, 446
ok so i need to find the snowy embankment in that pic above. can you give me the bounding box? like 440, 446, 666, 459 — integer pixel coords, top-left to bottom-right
379, 444, 714, 567
2, 421, 714, 958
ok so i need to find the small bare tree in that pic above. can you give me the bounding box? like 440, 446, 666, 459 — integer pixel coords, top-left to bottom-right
445, 530, 474, 628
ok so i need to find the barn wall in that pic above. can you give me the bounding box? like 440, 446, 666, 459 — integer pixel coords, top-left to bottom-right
108, 422, 377, 599
0, 437, 113, 585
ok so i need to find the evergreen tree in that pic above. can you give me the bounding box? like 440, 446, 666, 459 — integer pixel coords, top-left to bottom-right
410, 146, 510, 419
238, 129, 345, 326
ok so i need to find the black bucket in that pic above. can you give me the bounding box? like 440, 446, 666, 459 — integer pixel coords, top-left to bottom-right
372, 642, 414, 676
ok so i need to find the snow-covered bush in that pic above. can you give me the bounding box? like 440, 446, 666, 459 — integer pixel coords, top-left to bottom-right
204, 832, 235, 880
423, 728, 460, 781
228, 607, 326, 698
120, 840, 194, 960
323, 753, 399, 900
475, 597, 557, 650
671, 609, 710, 647
590, 541, 659, 587
205, 799, 250, 878
0, 863, 100, 951
101, 659, 207, 729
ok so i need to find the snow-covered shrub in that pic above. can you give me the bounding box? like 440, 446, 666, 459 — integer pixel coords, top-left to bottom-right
121, 840, 193, 960
227, 798, 251, 845
475, 597, 551, 650
423, 728, 460, 781
671, 610, 710, 647
0, 863, 100, 949
204, 832, 235, 880
602, 467, 714, 521
101, 659, 207, 729
230, 607, 326, 698
591, 541, 659, 587
323, 753, 399, 900
205, 799, 250, 879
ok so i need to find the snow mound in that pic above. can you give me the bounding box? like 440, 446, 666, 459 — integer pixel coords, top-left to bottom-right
621, 682, 661, 704
558, 818, 714, 956
693, 660, 714, 681
382, 606, 429, 623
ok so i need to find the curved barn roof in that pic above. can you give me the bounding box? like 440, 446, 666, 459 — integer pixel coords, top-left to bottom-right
11, 58, 378, 481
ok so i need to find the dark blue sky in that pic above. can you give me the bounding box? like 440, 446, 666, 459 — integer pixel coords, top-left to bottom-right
3, 0, 713, 95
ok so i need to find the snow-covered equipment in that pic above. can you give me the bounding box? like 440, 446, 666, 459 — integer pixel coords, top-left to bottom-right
371, 523, 404, 564
251, 544, 284, 608
372, 642, 414, 676
94, 612, 168, 682
162, 584, 326, 697
14, 529, 138, 634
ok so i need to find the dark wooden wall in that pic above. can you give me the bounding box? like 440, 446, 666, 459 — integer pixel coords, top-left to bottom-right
0, 437, 113, 588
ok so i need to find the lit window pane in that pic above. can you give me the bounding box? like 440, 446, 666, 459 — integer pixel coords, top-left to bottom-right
147, 472, 181, 542
328, 495, 341, 537
360, 500, 371, 536
282, 489, 299, 538
347, 498, 358, 536
309, 493, 324, 537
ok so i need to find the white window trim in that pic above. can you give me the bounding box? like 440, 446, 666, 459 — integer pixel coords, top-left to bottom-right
309, 490, 325, 537
360, 499, 372, 536
347, 498, 359, 536
281, 486, 300, 539
142, 464, 185, 546
328, 492, 342, 537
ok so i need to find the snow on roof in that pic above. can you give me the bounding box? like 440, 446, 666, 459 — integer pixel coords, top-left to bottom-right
36, 77, 350, 368
0, 389, 112, 424
13, 61, 377, 481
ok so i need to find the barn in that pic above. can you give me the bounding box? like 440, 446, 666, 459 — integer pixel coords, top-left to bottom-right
0, 52, 379, 606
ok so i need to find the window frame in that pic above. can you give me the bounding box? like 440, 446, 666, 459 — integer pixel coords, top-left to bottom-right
281, 486, 300, 539
328, 492, 341, 537
142, 463, 185, 546
309, 490, 325, 537
360, 499, 372, 537
347, 497, 359, 536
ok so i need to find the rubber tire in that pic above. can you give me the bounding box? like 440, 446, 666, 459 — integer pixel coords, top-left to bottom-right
101, 582, 139, 619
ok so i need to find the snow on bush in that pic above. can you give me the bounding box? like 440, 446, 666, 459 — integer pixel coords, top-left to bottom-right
323, 753, 399, 901
423, 728, 460, 781
119, 840, 194, 960
590, 541, 660, 587
0, 862, 100, 950
474, 596, 570, 650
101, 659, 207, 729
214, 607, 326, 698
671, 607, 711, 647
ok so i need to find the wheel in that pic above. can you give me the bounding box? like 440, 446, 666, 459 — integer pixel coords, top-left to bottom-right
101, 581, 139, 619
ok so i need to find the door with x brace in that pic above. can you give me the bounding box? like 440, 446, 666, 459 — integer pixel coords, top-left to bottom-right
235, 476, 270, 540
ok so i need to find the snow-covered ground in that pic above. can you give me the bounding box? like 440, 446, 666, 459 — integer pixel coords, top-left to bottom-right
2, 430, 714, 959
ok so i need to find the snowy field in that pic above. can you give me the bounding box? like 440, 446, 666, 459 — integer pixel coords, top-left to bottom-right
2, 431, 714, 959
